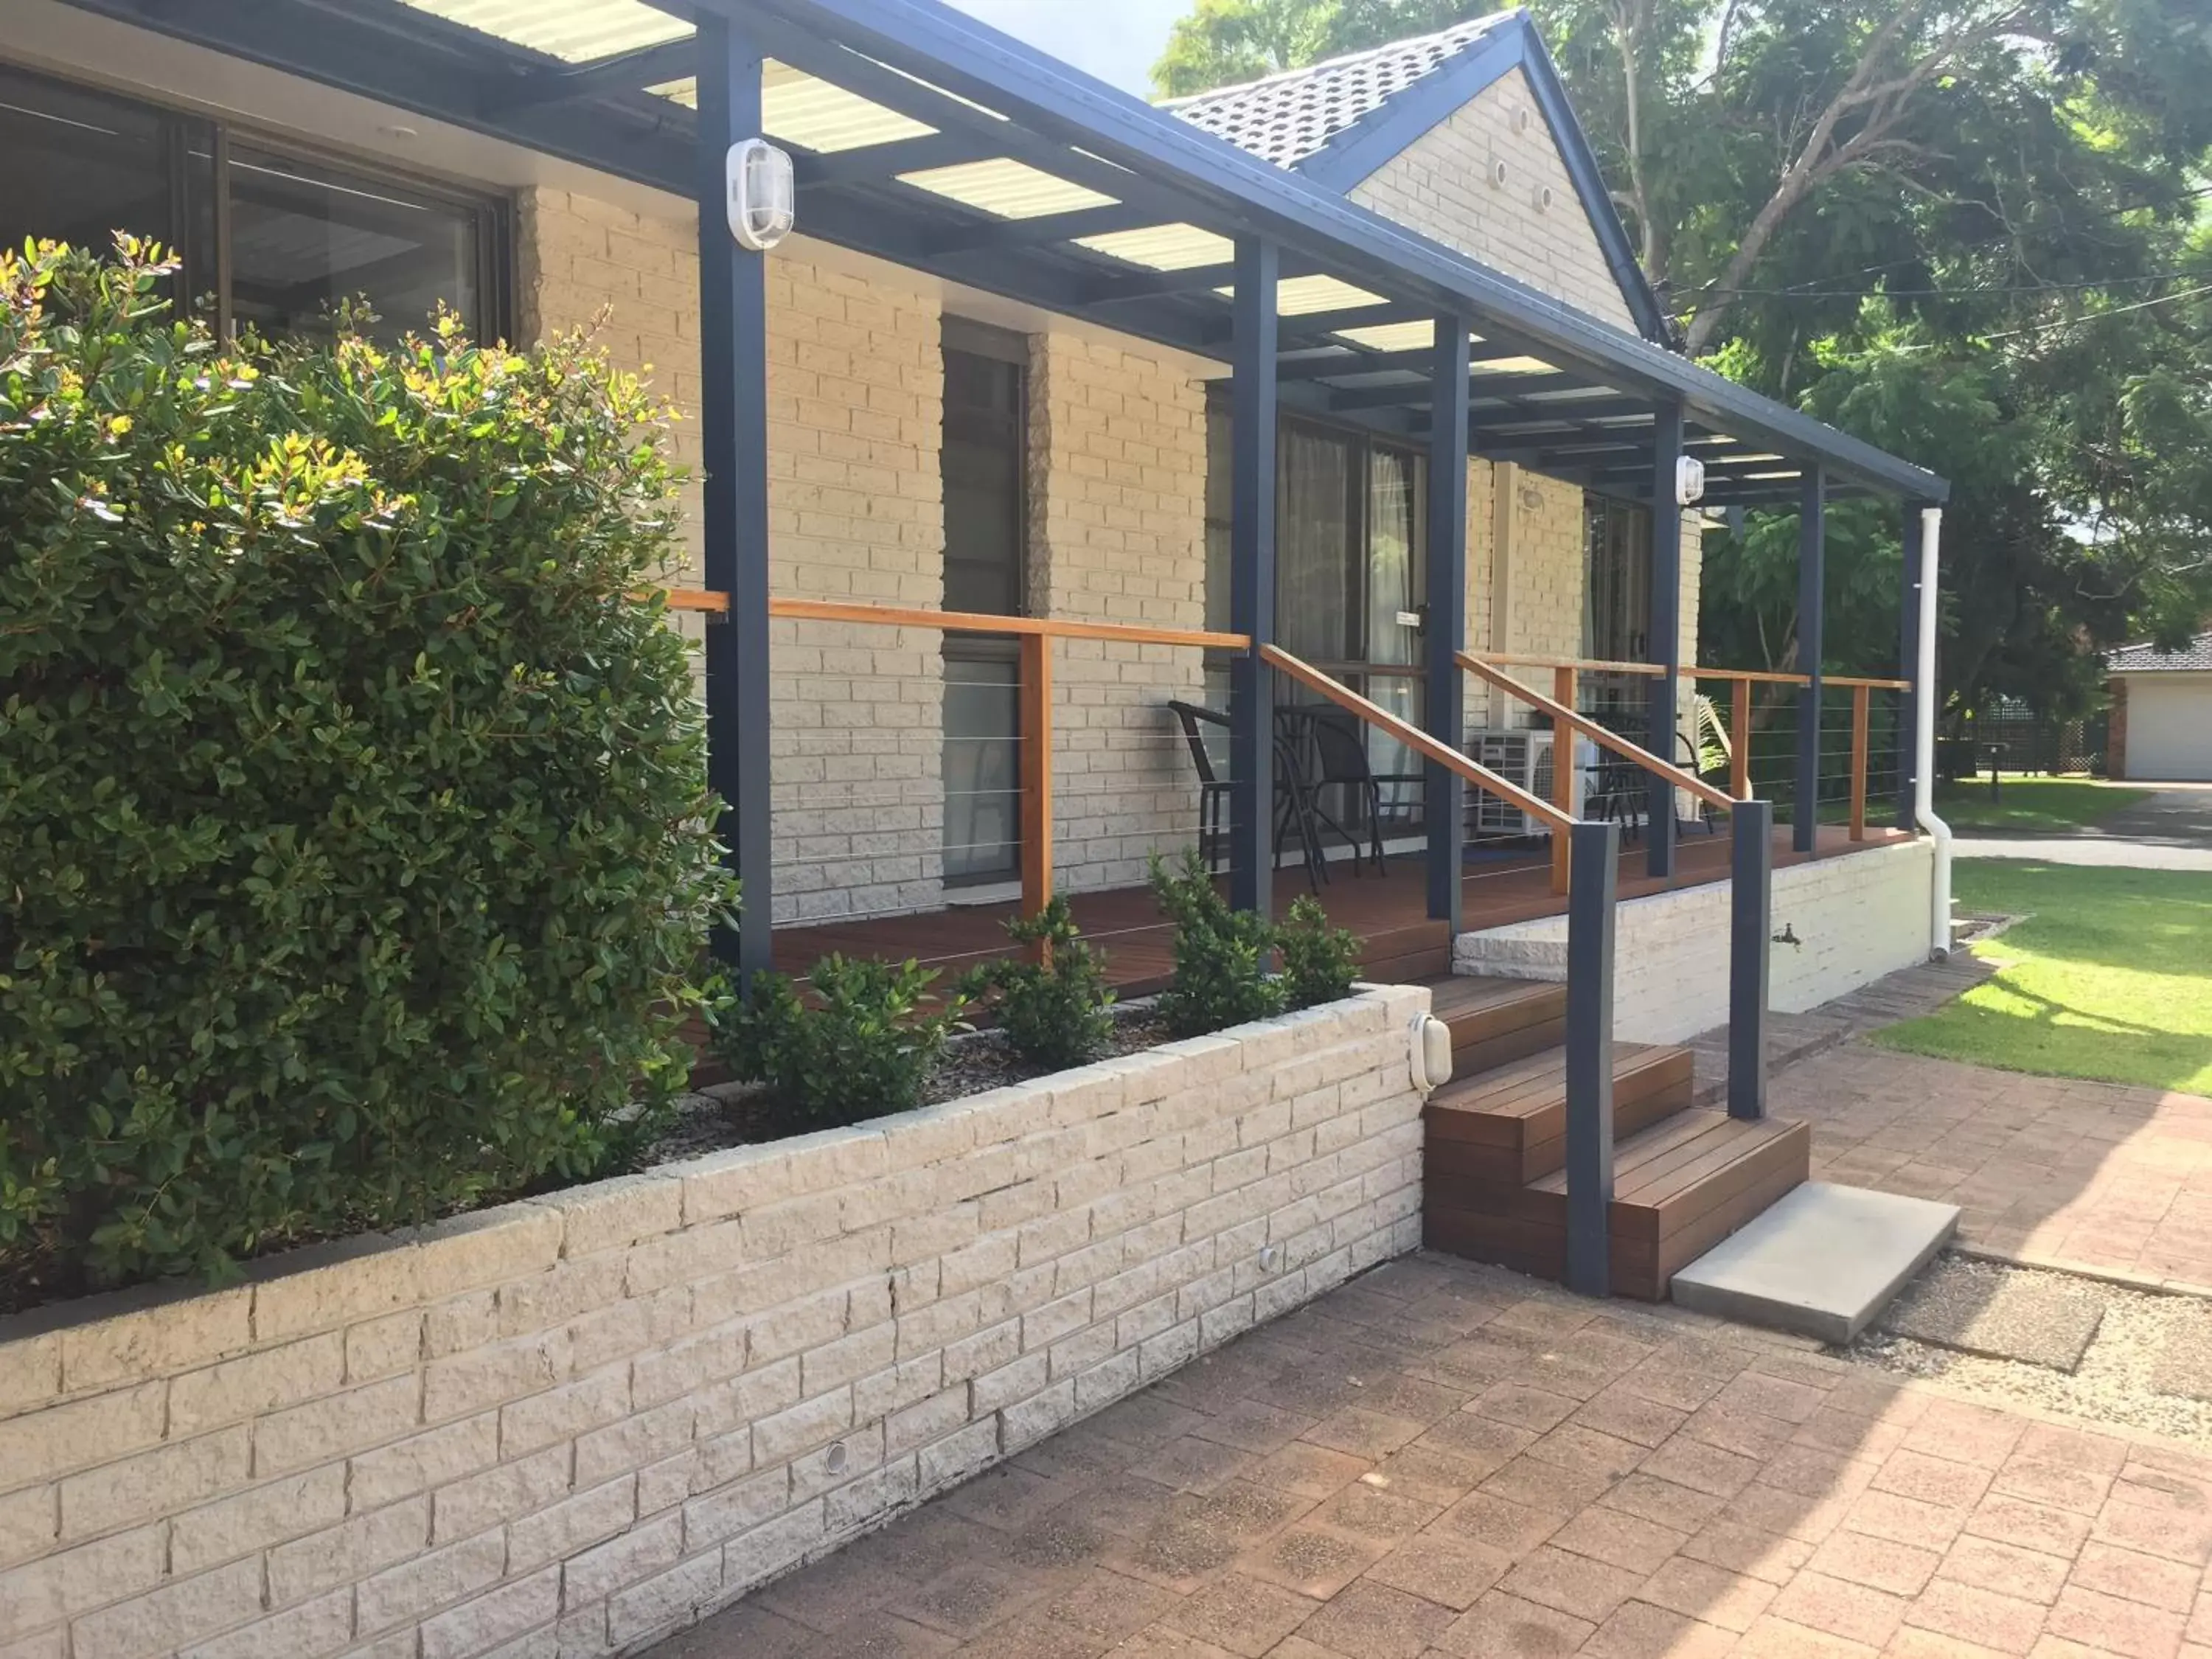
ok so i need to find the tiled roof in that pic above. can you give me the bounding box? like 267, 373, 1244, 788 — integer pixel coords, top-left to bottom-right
2107, 631, 2212, 672
1161, 12, 1515, 172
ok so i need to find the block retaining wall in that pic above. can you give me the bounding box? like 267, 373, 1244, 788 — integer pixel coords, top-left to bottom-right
0, 986, 1429, 1659
1452, 840, 1936, 1042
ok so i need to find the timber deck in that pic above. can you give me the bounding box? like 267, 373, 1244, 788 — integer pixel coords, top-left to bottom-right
773, 823, 1906, 991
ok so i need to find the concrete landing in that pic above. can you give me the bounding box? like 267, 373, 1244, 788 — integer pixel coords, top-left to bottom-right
1669, 1180, 1960, 1342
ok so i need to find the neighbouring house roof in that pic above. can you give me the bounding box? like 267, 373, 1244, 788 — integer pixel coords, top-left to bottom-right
1161, 10, 1672, 343
2107, 632, 2212, 673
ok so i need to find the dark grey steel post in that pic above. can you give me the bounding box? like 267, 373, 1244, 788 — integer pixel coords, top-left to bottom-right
696, 15, 773, 978
1895, 506, 1924, 830
1793, 467, 1826, 854
1228, 237, 1279, 918
1425, 316, 1470, 930
1646, 403, 1684, 879
1728, 797, 1773, 1120
1564, 818, 1619, 1298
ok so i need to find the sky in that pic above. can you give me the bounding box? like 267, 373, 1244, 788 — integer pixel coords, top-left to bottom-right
945, 0, 1191, 97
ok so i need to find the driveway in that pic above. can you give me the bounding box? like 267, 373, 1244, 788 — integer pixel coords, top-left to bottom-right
1953, 782, 2212, 870
647, 1253, 2212, 1659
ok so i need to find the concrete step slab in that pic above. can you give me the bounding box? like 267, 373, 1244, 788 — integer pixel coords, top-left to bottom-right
1668, 1180, 1959, 1342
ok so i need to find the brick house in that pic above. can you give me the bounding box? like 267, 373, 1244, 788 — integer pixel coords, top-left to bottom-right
7, 0, 1952, 1293
0, 7, 1985, 1649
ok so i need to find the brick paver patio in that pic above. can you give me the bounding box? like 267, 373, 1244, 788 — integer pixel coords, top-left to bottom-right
1774, 1046, 2212, 1294
649, 1253, 2212, 1658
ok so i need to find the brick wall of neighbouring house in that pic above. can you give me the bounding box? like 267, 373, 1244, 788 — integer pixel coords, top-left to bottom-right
519, 191, 947, 925
1349, 65, 1638, 333
0, 988, 1428, 1659
1029, 332, 1214, 891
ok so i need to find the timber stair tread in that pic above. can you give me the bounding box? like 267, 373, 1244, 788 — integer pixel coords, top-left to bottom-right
1425, 1042, 1694, 1186
1416, 972, 1809, 1301
1415, 974, 1566, 1074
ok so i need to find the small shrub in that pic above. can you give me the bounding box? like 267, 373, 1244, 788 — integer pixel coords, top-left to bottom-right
1279, 895, 1363, 1009
720, 956, 967, 1128
956, 897, 1116, 1070
1149, 847, 1287, 1037
0, 240, 731, 1293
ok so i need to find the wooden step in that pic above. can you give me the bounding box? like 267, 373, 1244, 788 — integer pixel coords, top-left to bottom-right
1360, 920, 1454, 986
1425, 1109, 1810, 1301
1425, 1041, 1694, 1185
1419, 975, 1568, 1074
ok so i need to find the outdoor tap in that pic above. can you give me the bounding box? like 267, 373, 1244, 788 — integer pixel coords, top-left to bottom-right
1771, 922, 1802, 948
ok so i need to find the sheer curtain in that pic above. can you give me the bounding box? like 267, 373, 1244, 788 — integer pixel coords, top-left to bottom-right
1276, 425, 1355, 663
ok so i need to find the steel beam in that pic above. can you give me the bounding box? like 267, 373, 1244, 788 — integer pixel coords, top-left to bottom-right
695, 15, 773, 979
1228, 238, 1279, 919
1427, 318, 1471, 930
1795, 469, 1826, 853
1728, 798, 1773, 1119
1565, 820, 1619, 1298
1646, 403, 1685, 879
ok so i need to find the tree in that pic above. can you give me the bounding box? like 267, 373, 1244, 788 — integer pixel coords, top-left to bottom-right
1152, 0, 2212, 717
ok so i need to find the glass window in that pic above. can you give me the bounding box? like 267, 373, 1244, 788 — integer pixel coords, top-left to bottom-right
0, 66, 213, 305
1584, 495, 1654, 664
226, 145, 487, 344
0, 61, 501, 344
939, 330, 1029, 884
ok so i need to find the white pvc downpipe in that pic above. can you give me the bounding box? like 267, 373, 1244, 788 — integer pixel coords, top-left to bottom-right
1913, 506, 1953, 959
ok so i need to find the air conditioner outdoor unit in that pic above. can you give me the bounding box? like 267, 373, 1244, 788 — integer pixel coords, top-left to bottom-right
1467, 727, 1561, 838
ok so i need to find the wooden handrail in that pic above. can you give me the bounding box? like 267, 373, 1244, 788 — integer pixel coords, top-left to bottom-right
1466, 649, 1666, 679
768, 597, 1251, 651
1261, 644, 1572, 835
1691, 664, 1910, 691
1457, 652, 1736, 813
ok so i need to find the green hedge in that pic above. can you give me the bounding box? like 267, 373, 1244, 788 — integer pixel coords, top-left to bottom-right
0, 240, 734, 1292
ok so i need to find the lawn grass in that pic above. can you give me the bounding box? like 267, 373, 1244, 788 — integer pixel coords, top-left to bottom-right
1872, 860, 2212, 1094
1933, 773, 2152, 833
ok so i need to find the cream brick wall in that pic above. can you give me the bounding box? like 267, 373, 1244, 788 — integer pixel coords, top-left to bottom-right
1349, 66, 1638, 333
1452, 839, 1936, 1041
1029, 332, 1213, 891
519, 189, 947, 925
0, 987, 1431, 1659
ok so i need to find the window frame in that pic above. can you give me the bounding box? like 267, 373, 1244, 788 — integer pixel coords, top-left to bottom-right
0, 55, 514, 344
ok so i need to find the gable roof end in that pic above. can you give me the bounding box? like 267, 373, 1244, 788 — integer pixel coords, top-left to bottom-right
2107, 631, 2212, 673
1161, 10, 1672, 344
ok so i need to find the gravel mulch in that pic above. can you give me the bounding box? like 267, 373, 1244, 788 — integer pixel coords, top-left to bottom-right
644, 999, 1175, 1164
1841, 1254, 2212, 1447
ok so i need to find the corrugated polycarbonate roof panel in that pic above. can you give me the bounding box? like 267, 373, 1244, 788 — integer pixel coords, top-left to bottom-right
392, 0, 689, 63
1074, 223, 1234, 271
897, 156, 1116, 218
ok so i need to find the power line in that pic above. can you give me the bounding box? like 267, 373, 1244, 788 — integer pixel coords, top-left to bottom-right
1673, 268, 2212, 306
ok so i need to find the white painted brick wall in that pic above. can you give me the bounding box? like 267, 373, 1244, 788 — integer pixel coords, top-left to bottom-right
0, 987, 1430, 1659
1452, 840, 1935, 1041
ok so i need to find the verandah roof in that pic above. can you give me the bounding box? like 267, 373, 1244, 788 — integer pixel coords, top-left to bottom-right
58, 0, 1949, 507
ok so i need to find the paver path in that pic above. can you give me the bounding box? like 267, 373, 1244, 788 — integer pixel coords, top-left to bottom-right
647, 1253, 2212, 1658
1774, 1045, 2212, 1295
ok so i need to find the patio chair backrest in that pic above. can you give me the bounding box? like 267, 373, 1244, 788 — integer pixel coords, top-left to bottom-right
1167, 699, 1227, 786
1298, 705, 1376, 787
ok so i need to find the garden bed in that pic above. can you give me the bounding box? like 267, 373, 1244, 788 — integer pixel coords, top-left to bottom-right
0, 984, 1433, 1659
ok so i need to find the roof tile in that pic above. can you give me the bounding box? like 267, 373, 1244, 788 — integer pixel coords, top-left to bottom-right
1161, 12, 1514, 171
